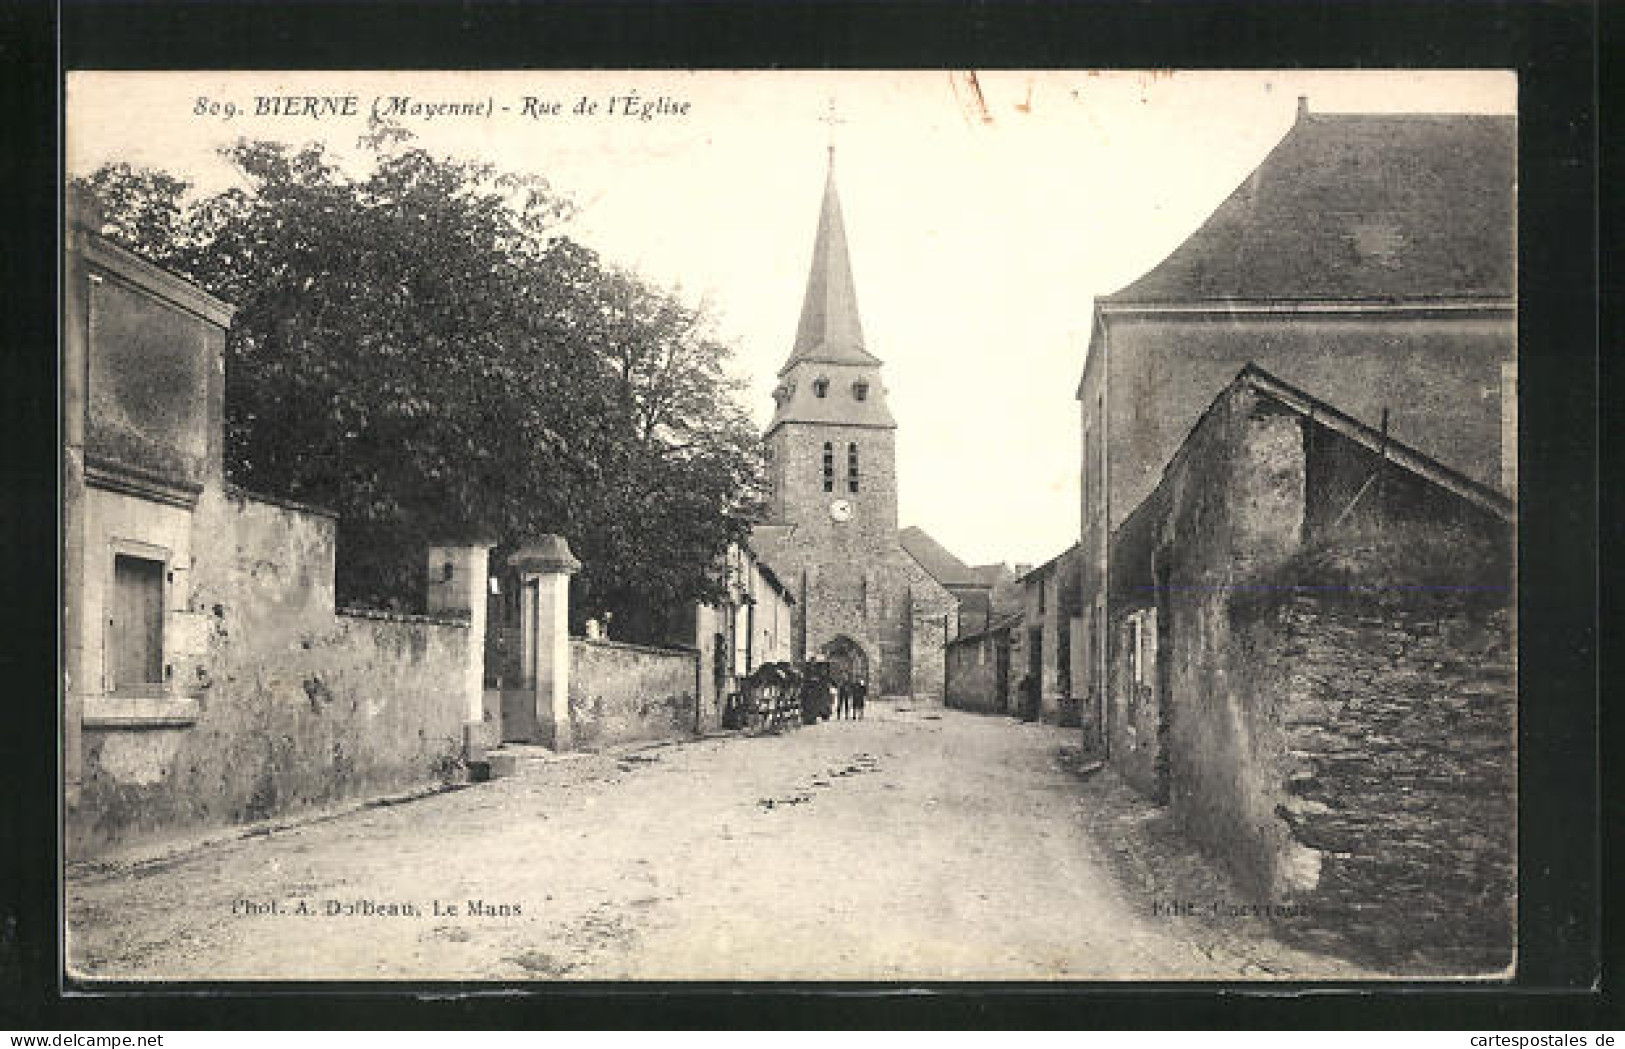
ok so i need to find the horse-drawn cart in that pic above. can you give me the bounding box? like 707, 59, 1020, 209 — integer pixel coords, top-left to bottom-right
723, 661, 838, 733
725, 662, 801, 733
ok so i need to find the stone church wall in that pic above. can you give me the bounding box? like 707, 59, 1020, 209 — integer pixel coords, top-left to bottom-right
770, 422, 899, 546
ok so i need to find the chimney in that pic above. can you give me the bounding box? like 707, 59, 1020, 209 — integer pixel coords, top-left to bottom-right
1297, 95, 1311, 119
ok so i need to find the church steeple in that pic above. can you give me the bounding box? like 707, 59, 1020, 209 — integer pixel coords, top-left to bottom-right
780, 153, 882, 376
767, 150, 895, 437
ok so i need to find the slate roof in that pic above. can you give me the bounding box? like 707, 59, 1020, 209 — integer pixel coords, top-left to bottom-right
947, 611, 1024, 647
898, 526, 982, 588
779, 155, 882, 375
1105, 108, 1515, 305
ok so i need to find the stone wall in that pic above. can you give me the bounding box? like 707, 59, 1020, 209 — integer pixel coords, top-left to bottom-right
1101, 314, 1515, 536
71, 488, 473, 859
1112, 377, 1516, 971
1078, 312, 1513, 732
1018, 548, 1084, 725
568, 638, 699, 749
1226, 594, 1515, 972
944, 630, 1008, 714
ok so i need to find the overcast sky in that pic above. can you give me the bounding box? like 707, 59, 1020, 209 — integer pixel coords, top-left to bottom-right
67, 70, 1515, 567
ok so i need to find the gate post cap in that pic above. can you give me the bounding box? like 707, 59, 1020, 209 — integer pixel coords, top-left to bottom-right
509, 534, 581, 575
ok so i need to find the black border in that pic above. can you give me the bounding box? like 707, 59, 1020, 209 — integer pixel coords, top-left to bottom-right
1, 0, 1606, 1030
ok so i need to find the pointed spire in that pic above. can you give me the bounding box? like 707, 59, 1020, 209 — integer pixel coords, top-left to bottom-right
780, 150, 881, 375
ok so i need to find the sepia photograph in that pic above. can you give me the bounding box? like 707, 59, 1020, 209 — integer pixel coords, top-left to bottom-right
62, 68, 1517, 984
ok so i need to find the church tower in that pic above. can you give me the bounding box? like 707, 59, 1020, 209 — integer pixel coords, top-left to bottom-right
765, 154, 897, 541
753, 149, 957, 700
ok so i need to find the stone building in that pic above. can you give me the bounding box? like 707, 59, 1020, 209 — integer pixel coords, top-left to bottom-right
899, 526, 1020, 636
943, 613, 1022, 716
1014, 545, 1086, 727
1074, 101, 1516, 744
1108, 364, 1514, 970
751, 153, 958, 700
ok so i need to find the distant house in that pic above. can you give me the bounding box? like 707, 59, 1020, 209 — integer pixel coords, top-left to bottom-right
1075, 100, 1516, 747
1107, 364, 1514, 970
678, 540, 796, 719
944, 612, 1022, 716
1013, 545, 1085, 727
898, 526, 1019, 636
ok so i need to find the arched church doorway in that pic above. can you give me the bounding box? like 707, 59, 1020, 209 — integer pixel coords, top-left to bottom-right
820, 635, 870, 688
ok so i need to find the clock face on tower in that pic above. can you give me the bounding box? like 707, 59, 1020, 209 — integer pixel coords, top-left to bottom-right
829, 499, 853, 522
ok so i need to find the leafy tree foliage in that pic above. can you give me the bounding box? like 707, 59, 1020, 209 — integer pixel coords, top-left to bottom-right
76, 131, 765, 641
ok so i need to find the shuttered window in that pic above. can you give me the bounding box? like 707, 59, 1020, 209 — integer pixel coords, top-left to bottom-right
111, 554, 164, 690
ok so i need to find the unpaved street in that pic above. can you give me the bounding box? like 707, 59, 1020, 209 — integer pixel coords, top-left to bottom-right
68, 705, 1365, 981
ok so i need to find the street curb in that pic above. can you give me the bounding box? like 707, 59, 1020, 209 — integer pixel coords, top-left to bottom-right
65, 779, 473, 882
67, 729, 746, 880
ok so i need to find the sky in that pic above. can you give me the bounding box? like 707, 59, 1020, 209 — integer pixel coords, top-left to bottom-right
66, 70, 1516, 566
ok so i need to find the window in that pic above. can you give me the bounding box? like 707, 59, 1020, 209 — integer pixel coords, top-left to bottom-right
852, 380, 869, 401
1127, 615, 1142, 685
822, 441, 834, 492
847, 442, 860, 493
813, 377, 830, 398
111, 553, 164, 691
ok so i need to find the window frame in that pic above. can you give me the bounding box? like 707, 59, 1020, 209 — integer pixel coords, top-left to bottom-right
87, 538, 200, 728
105, 540, 170, 695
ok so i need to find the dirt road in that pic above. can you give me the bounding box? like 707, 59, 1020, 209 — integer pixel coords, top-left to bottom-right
67, 705, 1366, 981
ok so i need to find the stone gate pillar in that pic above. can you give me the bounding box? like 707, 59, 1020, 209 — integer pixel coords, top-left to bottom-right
426, 542, 495, 756
510, 536, 580, 751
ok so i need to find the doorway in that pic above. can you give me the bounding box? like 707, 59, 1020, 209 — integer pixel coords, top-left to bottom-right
821, 635, 869, 688
1025, 626, 1043, 720
994, 635, 1010, 712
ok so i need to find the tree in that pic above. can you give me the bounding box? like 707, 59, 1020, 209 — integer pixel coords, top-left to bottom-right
76, 130, 764, 636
